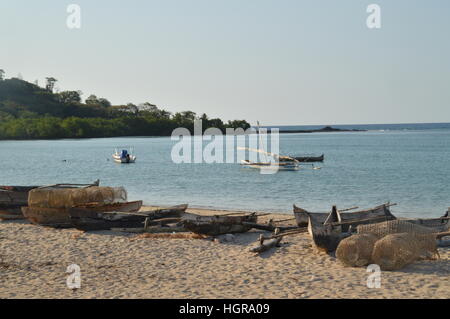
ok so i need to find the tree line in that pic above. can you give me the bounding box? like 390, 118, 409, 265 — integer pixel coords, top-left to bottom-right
0, 73, 250, 140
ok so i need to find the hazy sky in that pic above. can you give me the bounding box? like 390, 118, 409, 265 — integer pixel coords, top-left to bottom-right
1, 0, 449, 125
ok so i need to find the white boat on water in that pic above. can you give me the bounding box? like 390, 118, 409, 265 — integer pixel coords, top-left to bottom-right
112, 148, 136, 164
240, 158, 300, 171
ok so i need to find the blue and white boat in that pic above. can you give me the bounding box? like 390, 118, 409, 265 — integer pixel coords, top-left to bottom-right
112, 148, 136, 164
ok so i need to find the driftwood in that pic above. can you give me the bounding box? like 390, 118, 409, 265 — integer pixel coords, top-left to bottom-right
129, 233, 207, 240
249, 229, 283, 254
241, 221, 298, 232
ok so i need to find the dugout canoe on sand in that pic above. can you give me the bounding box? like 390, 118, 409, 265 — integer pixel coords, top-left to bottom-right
68, 204, 188, 231
294, 203, 396, 230
182, 212, 258, 236
0, 186, 40, 220
0, 181, 100, 220
308, 206, 450, 254
22, 200, 144, 228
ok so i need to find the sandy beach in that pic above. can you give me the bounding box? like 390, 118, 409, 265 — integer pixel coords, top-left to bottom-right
0, 206, 449, 299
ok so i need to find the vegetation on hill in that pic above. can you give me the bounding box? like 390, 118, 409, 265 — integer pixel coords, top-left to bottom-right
0, 73, 250, 140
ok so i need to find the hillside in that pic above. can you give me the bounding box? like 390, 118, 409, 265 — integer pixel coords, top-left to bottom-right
0, 77, 250, 140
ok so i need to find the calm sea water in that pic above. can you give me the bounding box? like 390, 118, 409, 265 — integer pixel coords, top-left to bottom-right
1, 125, 449, 218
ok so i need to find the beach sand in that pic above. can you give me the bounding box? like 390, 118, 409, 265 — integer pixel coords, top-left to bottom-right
0, 206, 449, 299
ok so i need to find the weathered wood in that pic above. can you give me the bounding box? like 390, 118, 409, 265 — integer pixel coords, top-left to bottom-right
69, 204, 187, 231
249, 229, 282, 253
338, 206, 359, 212
308, 212, 343, 254
36, 180, 100, 189
271, 217, 296, 223
182, 212, 258, 236
130, 233, 207, 240
337, 205, 396, 232
266, 228, 308, 239
436, 231, 450, 239
111, 226, 188, 233
23, 200, 144, 229
241, 222, 298, 232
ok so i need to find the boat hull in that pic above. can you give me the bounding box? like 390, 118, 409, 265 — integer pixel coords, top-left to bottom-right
294, 155, 324, 163
69, 204, 187, 231
112, 154, 136, 164
0, 186, 40, 220
294, 204, 396, 231
308, 214, 343, 254
293, 205, 334, 227
22, 201, 143, 228
241, 160, 299, 171
182, 213, 258, 236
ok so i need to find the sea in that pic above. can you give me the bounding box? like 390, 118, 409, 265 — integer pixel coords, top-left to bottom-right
1, 122, 449, 218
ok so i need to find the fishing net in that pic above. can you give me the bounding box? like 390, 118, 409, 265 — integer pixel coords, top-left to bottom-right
28, 186, 127, 208
357, 219, 436, 238
336, 233, 378, 267
354, 220, 439, 270
371, 233, 438, 271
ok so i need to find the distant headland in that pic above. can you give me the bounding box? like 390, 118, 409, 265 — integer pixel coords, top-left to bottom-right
278, 126, 366, 133
255, 126, 366, 134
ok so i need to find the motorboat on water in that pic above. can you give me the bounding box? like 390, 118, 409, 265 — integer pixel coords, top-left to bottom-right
112, 149, 136, 164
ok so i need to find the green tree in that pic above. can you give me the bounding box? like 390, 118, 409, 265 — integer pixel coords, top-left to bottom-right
45, 77, 57, 92
98, 98, 111, 108
85, 94, 99, 105
58, 90, 82, 104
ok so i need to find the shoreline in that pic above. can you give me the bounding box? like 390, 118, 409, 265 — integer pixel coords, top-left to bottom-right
0, 204, 448, 299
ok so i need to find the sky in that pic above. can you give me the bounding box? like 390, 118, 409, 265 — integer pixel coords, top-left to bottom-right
1, 0, 449, 125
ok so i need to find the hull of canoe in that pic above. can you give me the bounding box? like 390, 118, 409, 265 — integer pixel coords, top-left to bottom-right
294, 155, 324, 163
307, 214, 343, 254
402, 217, 449, 232
22, 201, 144, 228
338, 205, 396, 232
0, 205, 25, 220
69, 204, 187, 231
294, 204, 396, 231
182, 213, 258, 236
22, 206, 73, 228
293, 205, 336, 227
0, 186, 40, 220
74, 200, 143, 213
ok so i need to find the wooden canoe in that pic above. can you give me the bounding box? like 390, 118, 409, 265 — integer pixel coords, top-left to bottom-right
294, 154, 324, 163
401, 214, 450, 233
293, 205, 338, 227
307, 209, 344, 254
69, 204, 187, 231
22, 200, 144, 228
337, 204, 396, 232
22, 206, 73, 228
294, 203, 396, 230
0, 181, 100, 220
182, 212, 258, 236
0, 186, 40, 220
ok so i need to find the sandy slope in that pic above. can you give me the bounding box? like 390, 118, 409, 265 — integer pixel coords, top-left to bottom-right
0, 206, 448, 299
